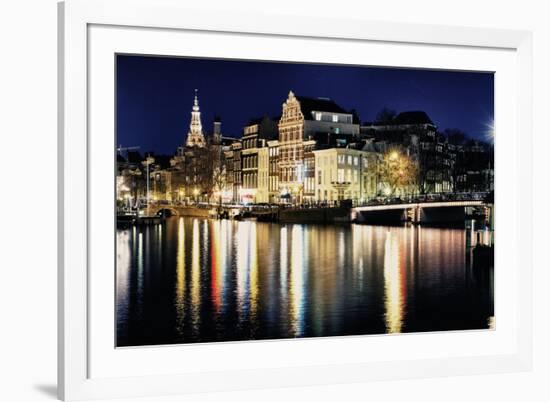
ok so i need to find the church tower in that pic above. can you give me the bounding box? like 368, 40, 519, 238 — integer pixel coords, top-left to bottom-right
185, 89, 206, 147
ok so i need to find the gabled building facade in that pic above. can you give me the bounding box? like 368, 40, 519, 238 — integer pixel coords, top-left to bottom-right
277, 90, 360, 204
241, 116, 278, 203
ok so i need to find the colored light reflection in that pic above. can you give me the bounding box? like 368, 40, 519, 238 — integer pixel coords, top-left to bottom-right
116, 217, 493, 346
136, 231, 144, 313
249, 222, 259, 326
289, 225, 306, 337
383, 230, 406, 333
210, 220, 222, 313
280, 226, 288, 299
235, 221, 251, 325
175, 217, 185, 334
116, 230, 131, 328
190, 219, 201, 333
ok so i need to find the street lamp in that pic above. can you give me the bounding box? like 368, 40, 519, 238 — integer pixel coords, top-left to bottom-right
142, 155, 155, 216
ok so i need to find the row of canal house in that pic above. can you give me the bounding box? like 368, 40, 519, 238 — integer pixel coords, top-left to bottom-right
219, 90, 492, 205
222, 91, 382, 205
117, 89, 493, 206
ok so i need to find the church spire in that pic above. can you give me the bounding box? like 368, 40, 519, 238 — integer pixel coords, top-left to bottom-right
186, 89, 205, 147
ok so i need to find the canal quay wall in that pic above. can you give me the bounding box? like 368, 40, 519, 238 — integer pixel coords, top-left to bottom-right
173, 206, 210, 218
157, 204, 353, 224
152, 206, 210, 218
278, 206, 350, 224
151, 203, 492, 227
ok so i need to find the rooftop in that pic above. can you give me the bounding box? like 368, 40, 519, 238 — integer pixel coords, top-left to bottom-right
296, 96, 350, 119
393, 111, 434, 126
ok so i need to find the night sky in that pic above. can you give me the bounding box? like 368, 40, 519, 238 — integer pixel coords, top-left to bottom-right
116, 55, 494, 155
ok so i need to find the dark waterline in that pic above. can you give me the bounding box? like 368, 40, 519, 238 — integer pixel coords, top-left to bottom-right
116, 217, 494, 347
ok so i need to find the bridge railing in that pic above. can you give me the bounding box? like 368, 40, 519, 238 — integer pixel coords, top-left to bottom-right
353, 192, 489, 208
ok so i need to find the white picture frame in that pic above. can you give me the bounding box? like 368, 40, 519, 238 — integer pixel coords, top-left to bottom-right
58, 0, 533, 400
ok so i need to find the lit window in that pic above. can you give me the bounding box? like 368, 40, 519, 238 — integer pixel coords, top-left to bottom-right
332, 115, 338, 123
316, 112, 322, 121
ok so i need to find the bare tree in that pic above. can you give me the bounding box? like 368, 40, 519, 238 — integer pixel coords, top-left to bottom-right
211, 165, 227, 207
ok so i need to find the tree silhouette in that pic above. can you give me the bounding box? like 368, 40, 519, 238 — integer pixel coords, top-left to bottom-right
375, 107, 397, 124
444, 128, 468, 145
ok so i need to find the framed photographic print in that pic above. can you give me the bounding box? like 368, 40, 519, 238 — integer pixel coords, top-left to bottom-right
58, 0, 533, 400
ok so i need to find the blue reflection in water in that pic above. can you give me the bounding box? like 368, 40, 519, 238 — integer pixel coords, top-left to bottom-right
116, 218, 494, 346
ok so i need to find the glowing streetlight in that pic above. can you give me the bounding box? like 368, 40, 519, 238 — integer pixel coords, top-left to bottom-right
484, 119, 495, 144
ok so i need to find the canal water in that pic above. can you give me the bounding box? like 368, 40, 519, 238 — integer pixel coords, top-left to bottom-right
116, 217, 494, 347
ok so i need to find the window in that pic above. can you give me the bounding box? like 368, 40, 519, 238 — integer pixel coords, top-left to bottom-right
315, 112, 322, 121
332, 115, 338, 123
347, 155, 352, 165
338, 169, 345, 182
334, 127, 340, 134
354, 156, 359, 166
318, 170, 322, 185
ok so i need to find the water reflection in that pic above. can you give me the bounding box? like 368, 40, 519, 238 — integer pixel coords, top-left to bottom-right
191, 219, 201, 334
175, 218, 185, 335
116, 218, 494, 347
289, 225, 306, 337
383, 230, 405, 333
209, 220, 222, 314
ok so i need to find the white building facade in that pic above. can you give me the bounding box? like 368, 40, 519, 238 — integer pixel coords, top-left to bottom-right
256, 146, 270, 203
313, 148, 378, 204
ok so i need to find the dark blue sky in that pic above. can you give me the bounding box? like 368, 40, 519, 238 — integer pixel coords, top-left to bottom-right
116, 55, 494, 155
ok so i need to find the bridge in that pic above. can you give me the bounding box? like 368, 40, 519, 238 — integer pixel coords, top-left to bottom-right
352, 199, 489, 225
143, 192, 492, 226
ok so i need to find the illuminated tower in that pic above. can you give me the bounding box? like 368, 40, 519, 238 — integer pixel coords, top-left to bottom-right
185, 89, 206, 148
